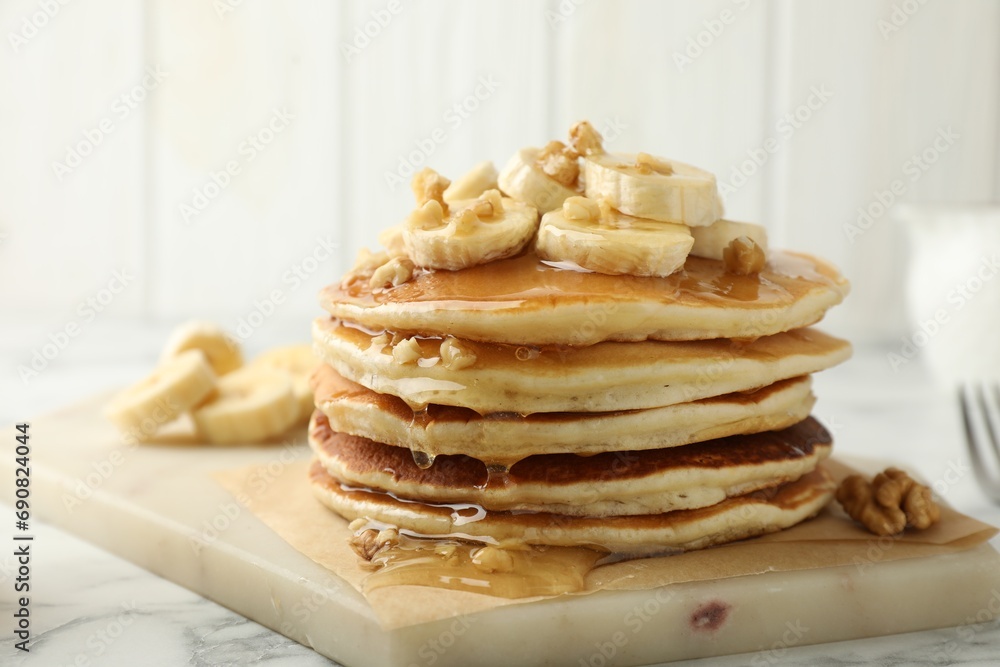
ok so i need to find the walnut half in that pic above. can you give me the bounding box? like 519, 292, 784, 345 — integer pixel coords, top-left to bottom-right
836, 467, 941, 536
349, 527, 400, 564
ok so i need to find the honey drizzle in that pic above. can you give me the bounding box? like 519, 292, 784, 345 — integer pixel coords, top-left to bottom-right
359, 531, 606, 599
410, 449, 435, 470
336, 250, 841, 312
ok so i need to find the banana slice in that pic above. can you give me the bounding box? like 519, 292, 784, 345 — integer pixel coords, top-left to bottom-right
192, 367, 298, 444
104, 350, 216, 440
536, 197, 693, 277
250, 344, 319, 423
403, 189, 538, 271
583, 152, 723, 227
443, 161, 499, 203
690, 219, 769, 261
498, 147, 580, 213
162, 321, 243, 376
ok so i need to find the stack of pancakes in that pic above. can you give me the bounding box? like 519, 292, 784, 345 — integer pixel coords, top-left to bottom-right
308, 248, 850, 553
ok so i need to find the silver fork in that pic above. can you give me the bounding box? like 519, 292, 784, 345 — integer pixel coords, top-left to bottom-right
959, 383, 1000, 502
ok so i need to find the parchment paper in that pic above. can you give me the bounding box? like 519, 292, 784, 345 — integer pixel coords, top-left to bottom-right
215, 458, 998, 630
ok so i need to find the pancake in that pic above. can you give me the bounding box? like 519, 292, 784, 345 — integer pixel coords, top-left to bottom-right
312, 364, 817, 462
309, 461, 836, 553
321, 250, 849, 346
309, 412, 833, 517
312, 318, 851, 413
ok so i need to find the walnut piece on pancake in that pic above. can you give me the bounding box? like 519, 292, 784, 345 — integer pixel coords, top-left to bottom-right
836, 468, 941, 536
369, 256, 415, 290
568, 120, 604, 156
723, 236, 766, 276
440, 337, 477, 370
392, 337, 423, 365
367, 333, 391, 355
535, 140, 580, 187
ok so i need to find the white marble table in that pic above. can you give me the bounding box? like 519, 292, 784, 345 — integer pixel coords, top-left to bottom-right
1, 320, 999, 666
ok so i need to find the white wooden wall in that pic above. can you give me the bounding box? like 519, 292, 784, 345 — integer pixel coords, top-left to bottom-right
2, 0, 998, 346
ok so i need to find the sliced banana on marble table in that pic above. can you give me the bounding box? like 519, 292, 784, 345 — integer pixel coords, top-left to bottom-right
104, 349, 217, 440
249, 343, 320, 423
536, 196, 693, 277
161, 320, 243, 376
192, 367, 299, 444
105, 319, 312, 444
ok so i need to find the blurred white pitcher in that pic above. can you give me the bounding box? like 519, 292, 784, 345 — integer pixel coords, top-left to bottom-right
896, 205, 1000, 385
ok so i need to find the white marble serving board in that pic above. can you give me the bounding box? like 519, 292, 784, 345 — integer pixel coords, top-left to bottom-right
5, 393, 1000, 667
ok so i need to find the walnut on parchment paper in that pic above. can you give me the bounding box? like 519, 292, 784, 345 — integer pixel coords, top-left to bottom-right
835, 467, 941, 536
349, 527, 400, 564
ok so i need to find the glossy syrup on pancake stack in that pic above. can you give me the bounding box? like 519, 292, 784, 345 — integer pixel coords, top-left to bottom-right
307, 122, 851, 589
